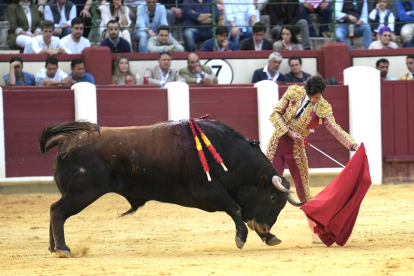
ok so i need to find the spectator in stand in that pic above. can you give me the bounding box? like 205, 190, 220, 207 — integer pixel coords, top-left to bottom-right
36, 56, 74, 86
134, 0, 169, 53
334, 0, 372, 49
403, 35, 414, 47
239, 22, 273, 50
60, 17, 91, 54
123, 0, 145, 27
273, 26, 303, 50
71, 0, 93, 38
201, 25, 238, 51
369, 0, 396, 42
3, 57, 36, 86
252, 52, 285, 83
268, 0, 311, 50
69, 58, 95, 84
284, 56, 311, 83
24, 20, 68, 54
182, 0, 219, 52
368, 26, 398, 49
158, 0, 183, 38
148, 25, 184, 52
6, 0, 42, 49
99, 0, 132, 46
400, 55, 414, 80
45, 0, 77, 39
0, 0, 5, 21
224, 0, 257, 46
144, 51, 186, 87
179, 53, 218, 84
301, 0, 332, 37
375, 58, 396, 80
34, 0, 47, 18
112, 55, 137, 84
396, 0, 414, 43
100, 20, 132, 53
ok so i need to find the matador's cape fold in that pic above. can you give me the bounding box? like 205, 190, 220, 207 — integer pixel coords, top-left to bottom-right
301, 143, 372, 246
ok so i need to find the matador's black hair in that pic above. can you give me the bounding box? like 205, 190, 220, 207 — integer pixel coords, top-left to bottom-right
305, 75, 326, 96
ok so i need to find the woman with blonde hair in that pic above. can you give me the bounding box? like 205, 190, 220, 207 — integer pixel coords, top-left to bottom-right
99, 0, 132, 46
273, 26, 303, 51
112, 56, 136, 84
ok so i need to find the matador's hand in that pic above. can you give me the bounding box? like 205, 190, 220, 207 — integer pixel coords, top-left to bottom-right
287, 130, 304, 143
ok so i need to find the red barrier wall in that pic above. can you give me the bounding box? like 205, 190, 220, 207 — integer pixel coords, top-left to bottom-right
2, 87, 75, 177
190, 87, 259, 140
381, 81, 414, 182
96, 85, 168, 127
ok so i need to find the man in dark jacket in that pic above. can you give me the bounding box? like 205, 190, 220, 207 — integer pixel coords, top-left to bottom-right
267, 0, 311, 50
284, 56, 311, 83
252, 52, 285, 83
201, 26, 238, 51
44, 0, 77, 38
182, 0, 219, 52
239, 22, 273, 51
100, 20, 132, 53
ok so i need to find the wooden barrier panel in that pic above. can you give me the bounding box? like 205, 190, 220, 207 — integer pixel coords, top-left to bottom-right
96, 85, 169, 127
190, 87, 259, 141
381, 81, 414, 182
3, 87, 75, 177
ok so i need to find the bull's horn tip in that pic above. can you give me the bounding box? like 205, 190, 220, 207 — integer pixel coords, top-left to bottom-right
221, 163, 228, 171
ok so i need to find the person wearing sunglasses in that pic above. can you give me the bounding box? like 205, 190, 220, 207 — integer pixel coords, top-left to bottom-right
134, 0, 169, 53
334, 0, 372, 49
368, 26, 398, 49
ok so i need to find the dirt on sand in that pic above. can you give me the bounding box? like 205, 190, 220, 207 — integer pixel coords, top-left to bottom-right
1, 184, 413, 276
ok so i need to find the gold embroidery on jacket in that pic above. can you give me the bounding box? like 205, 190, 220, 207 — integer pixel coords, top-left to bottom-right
293, 141, 313, 201
266, 130, 281, 162
323, 114, 356, 149
286, 85, 306, 101
314, 97, 332, 118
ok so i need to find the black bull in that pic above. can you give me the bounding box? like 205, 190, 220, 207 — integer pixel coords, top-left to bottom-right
39, 119, 303, 257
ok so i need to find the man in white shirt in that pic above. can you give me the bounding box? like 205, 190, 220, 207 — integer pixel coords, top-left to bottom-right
224, 0, 257, 46
44, 0, 77, 38
24, 20, 67, 55
36, 56, 75, 86
60, 17, 91, 54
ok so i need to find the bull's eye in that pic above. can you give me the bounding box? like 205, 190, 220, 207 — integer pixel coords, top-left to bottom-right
271, 196, 275, 201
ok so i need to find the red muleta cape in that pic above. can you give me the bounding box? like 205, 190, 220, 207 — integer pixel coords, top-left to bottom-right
301, 143, 372, 246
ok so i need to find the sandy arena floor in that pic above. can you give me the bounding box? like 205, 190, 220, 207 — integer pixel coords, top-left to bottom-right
1, 184, 413, 276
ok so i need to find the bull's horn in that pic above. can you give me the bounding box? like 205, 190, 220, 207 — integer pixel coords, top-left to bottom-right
272, 176, 294, 194
287, 194, 306, 207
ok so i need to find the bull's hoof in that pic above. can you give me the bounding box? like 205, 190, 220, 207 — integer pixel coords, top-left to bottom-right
235, 236, 245, 249
48, 246, 55, 253
55, 249, 71, 258
266, 236, 282, 246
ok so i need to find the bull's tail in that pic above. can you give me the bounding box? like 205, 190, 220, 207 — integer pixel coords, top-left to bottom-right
39, 121, 100, 154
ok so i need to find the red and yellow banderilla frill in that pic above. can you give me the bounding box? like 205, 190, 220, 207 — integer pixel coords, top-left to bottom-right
189, 118, 228, 181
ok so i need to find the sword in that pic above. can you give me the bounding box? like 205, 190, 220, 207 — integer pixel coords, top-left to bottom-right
307, 143, 346, 168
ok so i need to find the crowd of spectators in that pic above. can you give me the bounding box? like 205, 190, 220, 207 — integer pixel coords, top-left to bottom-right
4, 50, 413, 87
1, 0, 414, 87
3, 55, 94, 85
1, 0, 414, 52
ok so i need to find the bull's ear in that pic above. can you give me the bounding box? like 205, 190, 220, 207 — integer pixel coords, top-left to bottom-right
259, 174, 268, 188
